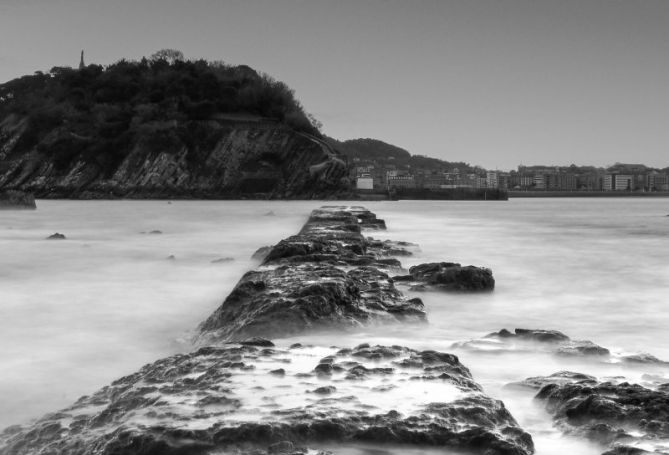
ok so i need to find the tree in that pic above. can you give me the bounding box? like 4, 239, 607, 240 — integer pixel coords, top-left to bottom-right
149, 49, 185, 64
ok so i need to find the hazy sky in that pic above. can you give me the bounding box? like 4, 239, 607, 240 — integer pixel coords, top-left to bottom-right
1, 0, 667, 169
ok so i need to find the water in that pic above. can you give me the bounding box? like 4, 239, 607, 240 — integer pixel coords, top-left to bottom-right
1, 198, 668, 454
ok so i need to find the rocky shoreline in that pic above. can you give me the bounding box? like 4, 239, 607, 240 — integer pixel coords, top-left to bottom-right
1, 206, 667, 455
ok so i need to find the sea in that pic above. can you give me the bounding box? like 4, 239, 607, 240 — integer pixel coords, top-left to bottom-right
1, 198, 668, 454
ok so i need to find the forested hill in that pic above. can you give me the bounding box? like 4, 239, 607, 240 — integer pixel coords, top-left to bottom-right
0, 52, 349, 198
328, 137, 479, 174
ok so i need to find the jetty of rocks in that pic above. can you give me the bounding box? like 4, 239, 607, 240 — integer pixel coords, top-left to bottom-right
0, 206, 534, 455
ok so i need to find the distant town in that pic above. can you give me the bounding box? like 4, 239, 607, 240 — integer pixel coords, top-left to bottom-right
353, 158, 669, 194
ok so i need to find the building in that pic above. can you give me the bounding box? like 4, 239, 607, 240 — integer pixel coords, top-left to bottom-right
387, 174, 416, 189
486, 171, 498, 189
356, 175, 374, 190
533, 175, 545, 189
648, 172, 669, 191
603, 174, 633, 191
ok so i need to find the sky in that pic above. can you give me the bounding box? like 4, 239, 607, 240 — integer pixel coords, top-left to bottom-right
0, 0, 667, 170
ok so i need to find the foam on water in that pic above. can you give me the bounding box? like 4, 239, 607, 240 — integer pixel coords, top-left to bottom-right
1, 198, 668, 455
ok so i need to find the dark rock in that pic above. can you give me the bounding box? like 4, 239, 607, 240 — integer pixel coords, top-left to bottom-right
269, 369, 285, 376
252, 245, 274, 261
487, 328, 570, 343
237, 337, 275, 347
166, 254, 176, 260
397, 262, 495, 292
621, 353, 668, 365
46, 232, 66, 240
148, 230, 163, 234
0, 343, 533, 455
311, 386, 336, 395
601, 446, 654, 455
0, 191, 36, 209
506, 371, 597, 390
532, 373, 669, 454
456, 328, 612, 360
556, 341, 611, 357
211, 257, 235, 263
198, 207, 427, 342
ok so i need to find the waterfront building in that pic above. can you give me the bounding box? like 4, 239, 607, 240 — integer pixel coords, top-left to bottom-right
387, 174, 416, 189
356, 175, 374, 190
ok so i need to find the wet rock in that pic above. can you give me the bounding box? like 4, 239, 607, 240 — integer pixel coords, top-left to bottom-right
506, 371, 597, 390
46, 232, 66, 240
455, 328, 613, 360
0, 343, 533, 455
396, 262, 495, 292
252, 245, 274, 261
198, 263, 426, 342
556, 341, 611, 357
198, 207, 428, 342
531, 373, 669, 454
237, 337, 275, 347
311, 386, 336, 395
366, 238, 418, 257
488, 328, 570, 343
620, 353, 668, 365
212, 257, 235, 263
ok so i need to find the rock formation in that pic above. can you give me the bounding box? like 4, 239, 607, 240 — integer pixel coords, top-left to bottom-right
0, 118, 349, 199
0, 206, 531, 455
528, 372, 669, 455
452, 328, 667, 364
394, 261, 495, 292
0, 342, 534, 455
198, 206, 425, 342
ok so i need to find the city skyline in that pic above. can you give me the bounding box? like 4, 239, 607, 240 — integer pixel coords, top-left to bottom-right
1, 0, 668, 170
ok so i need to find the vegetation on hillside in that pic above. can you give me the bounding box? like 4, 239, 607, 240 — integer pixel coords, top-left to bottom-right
0, 50, 321, 173
328, 137, 481, 174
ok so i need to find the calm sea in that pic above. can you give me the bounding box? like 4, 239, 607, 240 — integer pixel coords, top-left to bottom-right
1, 199, 668, 454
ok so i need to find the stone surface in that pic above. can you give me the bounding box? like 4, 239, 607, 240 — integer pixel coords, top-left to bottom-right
453, 328, 614, 360
0, 343, 534, 455
528, 372, 669, 454
505, 371, 597, 391
199, 207, 427, 342
45, 233, 66, 240
394, 262, 495, 292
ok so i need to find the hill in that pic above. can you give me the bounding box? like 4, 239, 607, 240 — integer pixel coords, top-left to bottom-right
328, 137, 480, 175
0, 53, 349, 198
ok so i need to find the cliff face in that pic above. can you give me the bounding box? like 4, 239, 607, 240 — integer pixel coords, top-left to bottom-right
0, 116, 350, 199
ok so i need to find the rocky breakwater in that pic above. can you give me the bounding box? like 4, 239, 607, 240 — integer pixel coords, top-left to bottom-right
0, 342, 534, 455
198, 206, 425, 342
0, 206, 533, 455
0, 190, 35, 209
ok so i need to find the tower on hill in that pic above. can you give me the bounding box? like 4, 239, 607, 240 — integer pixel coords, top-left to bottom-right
79, 50, 85, 69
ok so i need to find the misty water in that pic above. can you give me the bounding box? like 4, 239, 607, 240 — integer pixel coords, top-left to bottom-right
1, 199, 668, 454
